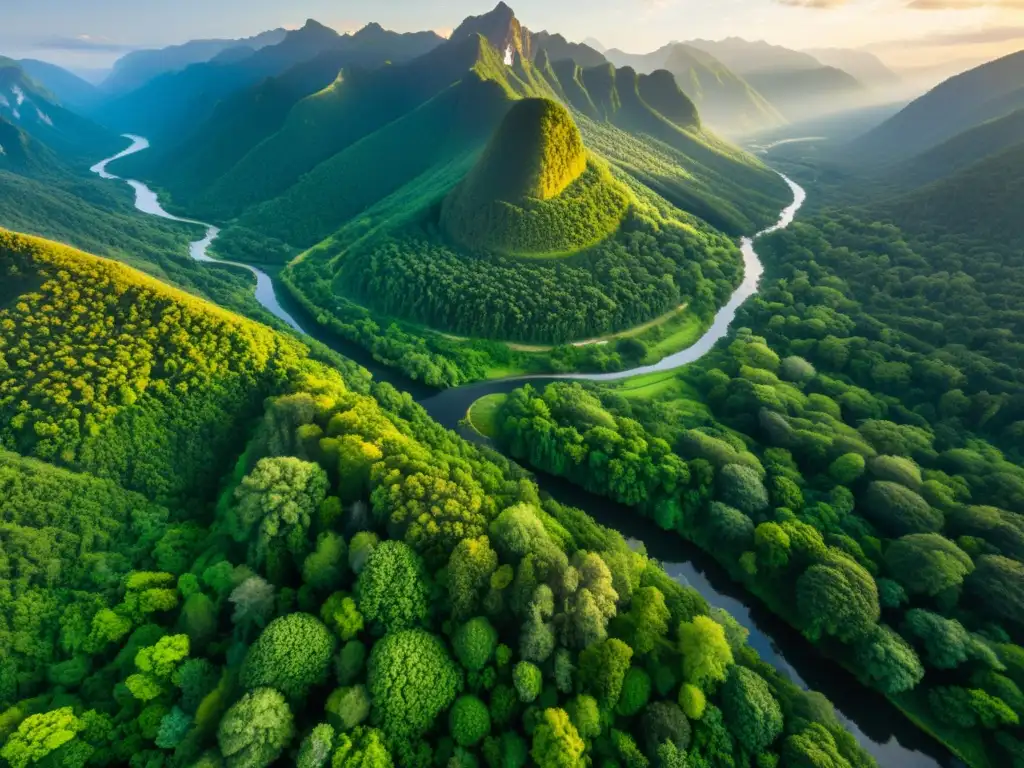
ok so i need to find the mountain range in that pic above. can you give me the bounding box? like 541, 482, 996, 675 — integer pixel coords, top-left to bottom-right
603, 43, 785, 136
8, 14, 904, 149
15, 0, 1010, 257
777, 47, 1024, 246
100, 1, 786, 256
100, 27, 289, 94
89, 20, 446, 143
802, 47, 899, 88
851, 49, 1024, 163
0, 56, 119, 162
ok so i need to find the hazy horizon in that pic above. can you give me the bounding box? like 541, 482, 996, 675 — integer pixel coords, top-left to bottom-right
2, 0, 1022, 78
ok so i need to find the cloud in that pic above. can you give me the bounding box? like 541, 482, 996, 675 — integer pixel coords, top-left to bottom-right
873, 24, 1024, 45
777, 0, 850, 6
908, 0, 1024, 7
34, 35, 137, 53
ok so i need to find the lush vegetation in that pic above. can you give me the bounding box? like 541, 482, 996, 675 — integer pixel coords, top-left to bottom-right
280, 134, 747, 385
0, 231, 877, 768
0, 122, 281, 329
332, 200, 738, 345
440, 98, 629, 256
488, 211, 1024, 766
0, 231, 309, 504
886, 142, 1024, 247
441, 159, 630, 257
274, 65, 770, 384
453, 97, 589, 204
5, 18, 1019, 768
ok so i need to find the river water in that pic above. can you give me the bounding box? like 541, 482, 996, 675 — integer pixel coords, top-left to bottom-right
92, 136, 955, 768
90, 135, 304, 333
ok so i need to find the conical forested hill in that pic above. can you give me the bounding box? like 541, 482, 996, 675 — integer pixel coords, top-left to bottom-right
449, 97, 588, 205
441, 98, 629, 255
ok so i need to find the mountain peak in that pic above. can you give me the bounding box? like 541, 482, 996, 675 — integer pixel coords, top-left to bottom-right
450, 2, 531, 62
283, 18, 339, 47
441, 97, 630, 256
446, 97, 586, 211
300, 19, 332, 32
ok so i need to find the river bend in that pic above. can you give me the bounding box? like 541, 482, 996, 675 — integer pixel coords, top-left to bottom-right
92, 136, 953, 768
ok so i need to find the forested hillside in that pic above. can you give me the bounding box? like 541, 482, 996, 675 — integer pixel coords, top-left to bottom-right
0, 57, 119, 162
4, 4, 1022, 766
13, 59, 101, 111
109, 27, 447, 205
885, 142, 1024, 246
886, 108, 1024, 190
0, 229, 878, 768
92, 20, 443, 143
282, 89, 756, 385
106, 2, 787, 253
0, 230, 309, 503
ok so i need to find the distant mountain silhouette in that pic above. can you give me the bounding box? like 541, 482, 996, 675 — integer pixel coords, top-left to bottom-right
851, 50, 1024, 163
101, 27, 287, 94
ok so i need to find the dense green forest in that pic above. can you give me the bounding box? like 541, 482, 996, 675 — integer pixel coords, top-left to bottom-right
488, 214, 1024, 766
0, 230, 310, 504
0, 233, 878, 768
332, 199, 738, 345
9, 7, 1022, 765
282, 150, 744, 385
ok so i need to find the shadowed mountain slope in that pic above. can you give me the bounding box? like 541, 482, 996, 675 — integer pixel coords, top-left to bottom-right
885, 140, 1024, 246
101, 27, 287, 94
851, 50, 1024, 163
94, 21, 445, 143
0, 57, 119, 162
604, 43, 784, 135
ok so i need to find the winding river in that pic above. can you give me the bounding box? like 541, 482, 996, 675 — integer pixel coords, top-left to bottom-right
91, 136, 304, 333
93, 136, 956, 768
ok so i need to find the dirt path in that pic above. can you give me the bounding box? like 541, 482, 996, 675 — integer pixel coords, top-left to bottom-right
441, 303, 689, 353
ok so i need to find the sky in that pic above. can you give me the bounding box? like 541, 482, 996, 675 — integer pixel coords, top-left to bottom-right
2, 0, 1023, 75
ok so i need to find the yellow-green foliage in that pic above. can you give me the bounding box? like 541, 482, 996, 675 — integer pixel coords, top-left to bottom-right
0, 229, 305, 501
440, 98, 629, 257
516, 98, 586, 201
451, 97, 588, 204
443, 160, 629, 257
